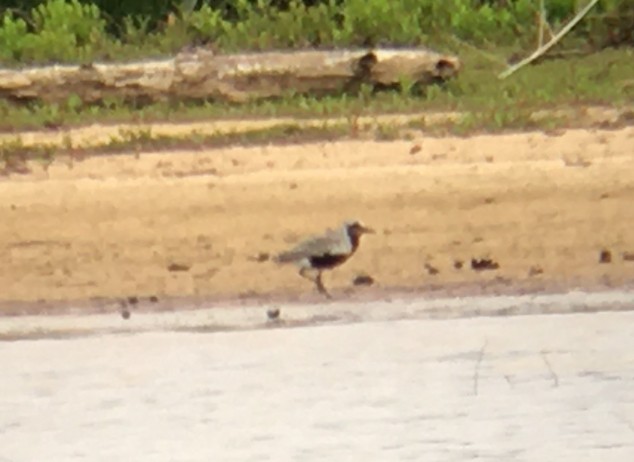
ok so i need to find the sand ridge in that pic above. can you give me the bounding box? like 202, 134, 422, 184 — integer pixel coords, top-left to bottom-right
0, 106, 626, 149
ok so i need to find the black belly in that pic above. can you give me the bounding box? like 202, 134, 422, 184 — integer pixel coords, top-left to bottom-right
309, 253, 350, 269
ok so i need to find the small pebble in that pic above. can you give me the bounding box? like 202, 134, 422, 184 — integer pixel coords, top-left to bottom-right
352, 275, 375, 286
267, 308, 281, 321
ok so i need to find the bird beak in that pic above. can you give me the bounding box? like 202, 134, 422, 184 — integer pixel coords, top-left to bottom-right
361, 225, 375, 234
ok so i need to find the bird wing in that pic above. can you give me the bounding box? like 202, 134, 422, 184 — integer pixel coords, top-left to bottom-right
275, 226, 351, 262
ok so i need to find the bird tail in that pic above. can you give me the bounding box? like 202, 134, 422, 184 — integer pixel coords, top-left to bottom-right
272, 251, 298, 264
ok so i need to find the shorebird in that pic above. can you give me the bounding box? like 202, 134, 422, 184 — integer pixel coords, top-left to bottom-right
273, 220, 375, 298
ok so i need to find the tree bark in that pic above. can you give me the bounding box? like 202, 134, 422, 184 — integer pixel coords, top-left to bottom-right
0, 47, 460, 105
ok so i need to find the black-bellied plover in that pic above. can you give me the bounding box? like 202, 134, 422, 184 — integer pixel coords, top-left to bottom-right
274, 220, 375, 298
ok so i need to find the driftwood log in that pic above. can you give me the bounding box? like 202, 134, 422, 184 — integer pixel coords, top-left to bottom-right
0, 47, 460, 105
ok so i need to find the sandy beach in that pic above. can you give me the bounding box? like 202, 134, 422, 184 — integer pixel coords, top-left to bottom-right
1, 123, 633, 313
2, 121, 634, 462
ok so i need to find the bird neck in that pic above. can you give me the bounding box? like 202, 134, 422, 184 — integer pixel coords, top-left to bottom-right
347, 231, 361, 253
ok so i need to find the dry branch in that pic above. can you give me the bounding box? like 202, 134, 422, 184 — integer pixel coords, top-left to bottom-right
0, 47, 460, 105
499, 0, 600, 79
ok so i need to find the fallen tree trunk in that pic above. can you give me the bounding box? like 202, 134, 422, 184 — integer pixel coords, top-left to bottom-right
0, 47, 460, 105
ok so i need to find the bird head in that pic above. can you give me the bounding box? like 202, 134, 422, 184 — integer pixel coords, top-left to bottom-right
344, 220, 375, 238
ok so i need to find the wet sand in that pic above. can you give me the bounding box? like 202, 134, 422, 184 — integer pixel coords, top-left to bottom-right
1, 124, 634, 313
0, 289, 633, 341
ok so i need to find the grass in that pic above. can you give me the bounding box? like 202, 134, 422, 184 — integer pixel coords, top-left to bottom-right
2, 101, 632, 176
0, 46, 632, 134
0, 122, 349, 175
2, 0, 630, 67
1, 44, 633, 175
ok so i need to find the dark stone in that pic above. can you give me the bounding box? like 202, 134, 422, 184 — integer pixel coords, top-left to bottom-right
167, 262, 190, 272
471, 258, 500, 271
352, 274, 375, 286
253, 252, 270, 262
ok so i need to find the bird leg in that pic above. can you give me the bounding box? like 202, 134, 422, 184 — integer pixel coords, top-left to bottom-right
315, 271, 332, 299
299, 268, 332, 299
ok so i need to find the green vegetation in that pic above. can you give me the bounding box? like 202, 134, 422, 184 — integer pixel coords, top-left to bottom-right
2, 103, 632, 176
0, 46, 632, 133
0, 0, 632, 135
0, 0, 631, 64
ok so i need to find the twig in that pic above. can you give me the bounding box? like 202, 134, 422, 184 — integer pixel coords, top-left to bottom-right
473, 340, 488, 396
498, 0, 600, 79
537, 0, 556, 47
544, 16, 556, 41
540, 351, 559, 387
538, 0, 545, 48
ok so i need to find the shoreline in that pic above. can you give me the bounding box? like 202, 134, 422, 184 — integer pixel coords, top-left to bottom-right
1, 277, 632, 318
1, 285, 633, 342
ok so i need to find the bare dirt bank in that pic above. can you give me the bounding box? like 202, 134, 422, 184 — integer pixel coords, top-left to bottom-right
1, 124, 634, 314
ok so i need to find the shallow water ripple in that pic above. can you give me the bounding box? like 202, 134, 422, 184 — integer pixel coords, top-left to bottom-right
1, 310, 633, 461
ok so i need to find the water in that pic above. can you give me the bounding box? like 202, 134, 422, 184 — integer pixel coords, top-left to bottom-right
1, 293, 634, 461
